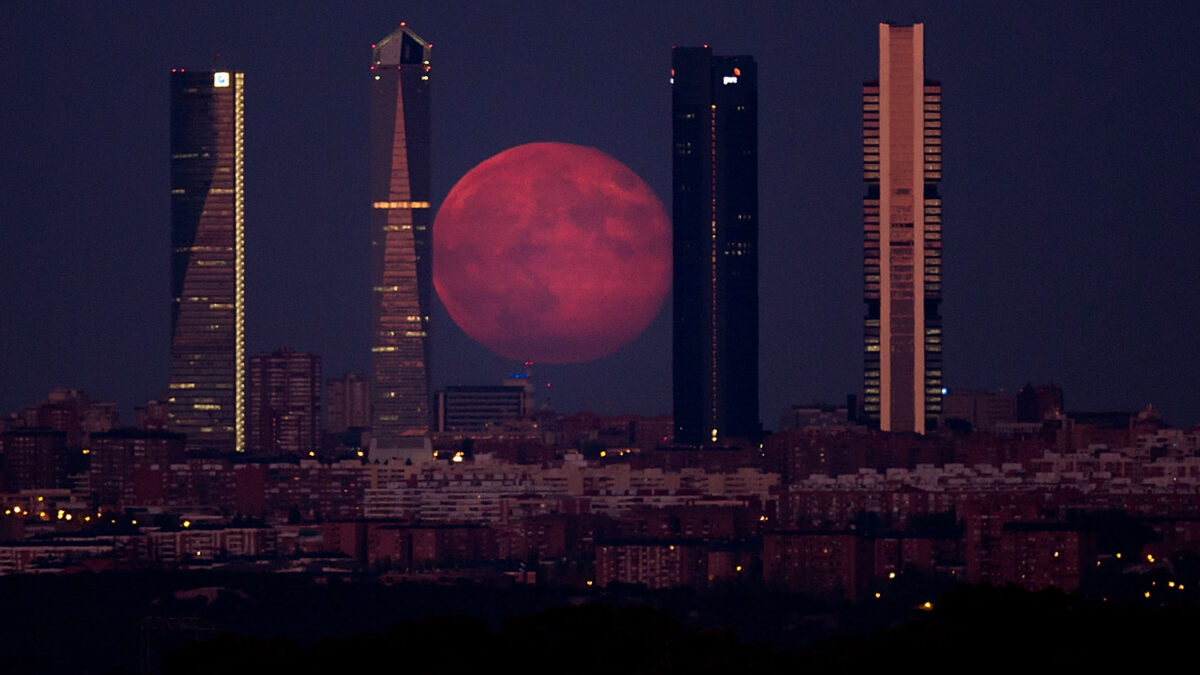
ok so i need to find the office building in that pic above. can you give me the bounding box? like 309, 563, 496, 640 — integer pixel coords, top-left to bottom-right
88, 429, 186, 507
0, 428, 68, 492
20, 389, 118, 447
671, 46, 759, 445
436, 385, 530, 433
247, 348, 322, 456
862, 23, 943, 433
369, 24, 433, 448
327, 372, 371, 434
941, 390, 1015, 432
167, 69, 246, 452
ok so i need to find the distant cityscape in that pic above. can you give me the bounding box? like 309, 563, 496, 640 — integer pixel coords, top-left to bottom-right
4, 18, 1200, 652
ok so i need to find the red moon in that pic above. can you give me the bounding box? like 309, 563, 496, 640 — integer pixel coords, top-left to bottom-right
433, 142, 671, 363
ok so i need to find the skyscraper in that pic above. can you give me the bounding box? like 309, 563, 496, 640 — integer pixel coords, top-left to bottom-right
369, 24, 433, 449
167, 69, 245, 452
671, 46, 759, 445
862, 23, 943, 433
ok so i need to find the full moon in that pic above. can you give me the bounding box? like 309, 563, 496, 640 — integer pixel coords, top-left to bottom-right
433, 142, 671, 363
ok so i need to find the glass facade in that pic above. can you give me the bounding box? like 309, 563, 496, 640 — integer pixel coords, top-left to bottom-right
369, 26, 433, 448
671, 47, 760, 445
167, 70, 245, 452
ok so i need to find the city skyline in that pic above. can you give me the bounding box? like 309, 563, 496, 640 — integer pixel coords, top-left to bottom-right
3, 3, 1199, 428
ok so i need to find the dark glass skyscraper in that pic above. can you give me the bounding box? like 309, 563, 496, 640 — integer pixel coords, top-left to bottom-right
369, 25, 433, 449
862, 22, 943, 433
167, 70, 245, 453
671, 47, 759, 445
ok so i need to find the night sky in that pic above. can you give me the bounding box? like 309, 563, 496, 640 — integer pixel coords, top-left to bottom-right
3, 2, 1199, 428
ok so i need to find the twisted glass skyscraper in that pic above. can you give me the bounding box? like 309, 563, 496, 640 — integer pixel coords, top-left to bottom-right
167, 69, 245, 453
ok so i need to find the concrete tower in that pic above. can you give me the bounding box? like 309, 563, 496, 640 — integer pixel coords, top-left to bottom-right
862, 23, 943, 433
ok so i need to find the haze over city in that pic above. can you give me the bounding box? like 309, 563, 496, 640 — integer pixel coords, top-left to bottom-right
3, 1, 1198, 426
